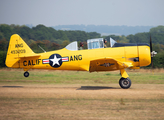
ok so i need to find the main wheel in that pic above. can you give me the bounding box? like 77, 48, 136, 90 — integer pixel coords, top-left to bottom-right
119, 77, 131, 89
24, 71, 29, 77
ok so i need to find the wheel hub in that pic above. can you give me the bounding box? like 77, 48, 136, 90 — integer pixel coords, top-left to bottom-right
123, 80, 129, 86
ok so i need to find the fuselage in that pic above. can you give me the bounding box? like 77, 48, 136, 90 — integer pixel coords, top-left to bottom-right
19, 45, 151, 71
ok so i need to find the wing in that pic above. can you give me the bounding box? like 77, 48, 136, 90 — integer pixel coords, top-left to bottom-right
89, 57, 133, 72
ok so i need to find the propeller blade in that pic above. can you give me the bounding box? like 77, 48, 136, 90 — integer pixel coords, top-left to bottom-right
150, 35, 153, 68
150, 36, 152, 52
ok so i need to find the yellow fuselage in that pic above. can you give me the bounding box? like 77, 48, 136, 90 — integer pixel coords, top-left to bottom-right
19, 46, 151, 72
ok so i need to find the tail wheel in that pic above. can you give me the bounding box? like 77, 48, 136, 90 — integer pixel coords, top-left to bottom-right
24, 71, 29, 77
119, 77, 131, 89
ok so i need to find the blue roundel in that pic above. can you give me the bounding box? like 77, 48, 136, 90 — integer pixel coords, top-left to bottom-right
49, 54, 63, 68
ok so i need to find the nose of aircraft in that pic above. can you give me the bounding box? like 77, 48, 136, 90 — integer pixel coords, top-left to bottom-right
138, 46, 151, 67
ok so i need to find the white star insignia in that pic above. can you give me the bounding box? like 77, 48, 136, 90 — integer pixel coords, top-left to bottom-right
49, 55, 61, 66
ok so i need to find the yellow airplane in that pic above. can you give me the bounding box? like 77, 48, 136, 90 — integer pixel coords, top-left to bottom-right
6, 34, 156, 89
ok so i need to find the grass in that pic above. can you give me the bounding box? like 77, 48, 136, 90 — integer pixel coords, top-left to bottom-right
0, 68, 164, 85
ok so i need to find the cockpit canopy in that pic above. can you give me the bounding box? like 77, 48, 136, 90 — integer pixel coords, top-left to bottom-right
87, 38, 104, 49
87, 37, 117, 49
65, 37, 117, 51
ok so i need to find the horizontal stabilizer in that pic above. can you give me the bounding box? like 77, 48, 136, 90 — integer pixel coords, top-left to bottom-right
16, 54, 41, 58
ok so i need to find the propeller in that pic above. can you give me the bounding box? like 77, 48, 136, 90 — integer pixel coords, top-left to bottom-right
150, 36, 152, 53
150, 36, 153, 68
150, 35, 157, 68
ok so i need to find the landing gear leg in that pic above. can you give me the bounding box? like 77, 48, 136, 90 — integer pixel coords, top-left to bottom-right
119, 69, 131, 89
24, 71, 29, 77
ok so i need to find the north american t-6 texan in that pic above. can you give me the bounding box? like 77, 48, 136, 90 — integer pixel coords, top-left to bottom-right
5, 34, 157, 89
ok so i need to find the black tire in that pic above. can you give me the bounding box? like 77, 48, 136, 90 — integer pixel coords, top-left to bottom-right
24, 71, 29, 77
119, 77, 131, 89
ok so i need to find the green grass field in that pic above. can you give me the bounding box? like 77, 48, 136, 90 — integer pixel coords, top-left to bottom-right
0, 68, 164, 85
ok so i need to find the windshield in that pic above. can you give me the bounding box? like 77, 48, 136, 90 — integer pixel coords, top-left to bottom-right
65, 41, 78, 51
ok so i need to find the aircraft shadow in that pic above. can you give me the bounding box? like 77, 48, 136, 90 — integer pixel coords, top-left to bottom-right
2, 86, 24, 88
77, 86, 120, 90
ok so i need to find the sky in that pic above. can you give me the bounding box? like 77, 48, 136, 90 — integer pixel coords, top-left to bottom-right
0, 0, 164, 27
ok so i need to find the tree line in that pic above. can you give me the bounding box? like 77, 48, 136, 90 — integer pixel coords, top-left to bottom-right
0, 24, 164, 68
53, 24, 153, 36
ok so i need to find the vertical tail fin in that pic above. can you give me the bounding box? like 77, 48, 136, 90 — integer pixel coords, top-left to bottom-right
5, 34, 35, 68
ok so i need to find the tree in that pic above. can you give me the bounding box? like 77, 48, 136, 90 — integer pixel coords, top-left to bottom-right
51, 42, 60, 50
0, 32, 4, 39
150, 26, 164, 33
61, 40, 70, 48
15, 25, 32, 40
153, 51, 164, 68
0, 38, 8, 51
0, 51, 6, 67
0, 24, 13, 40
